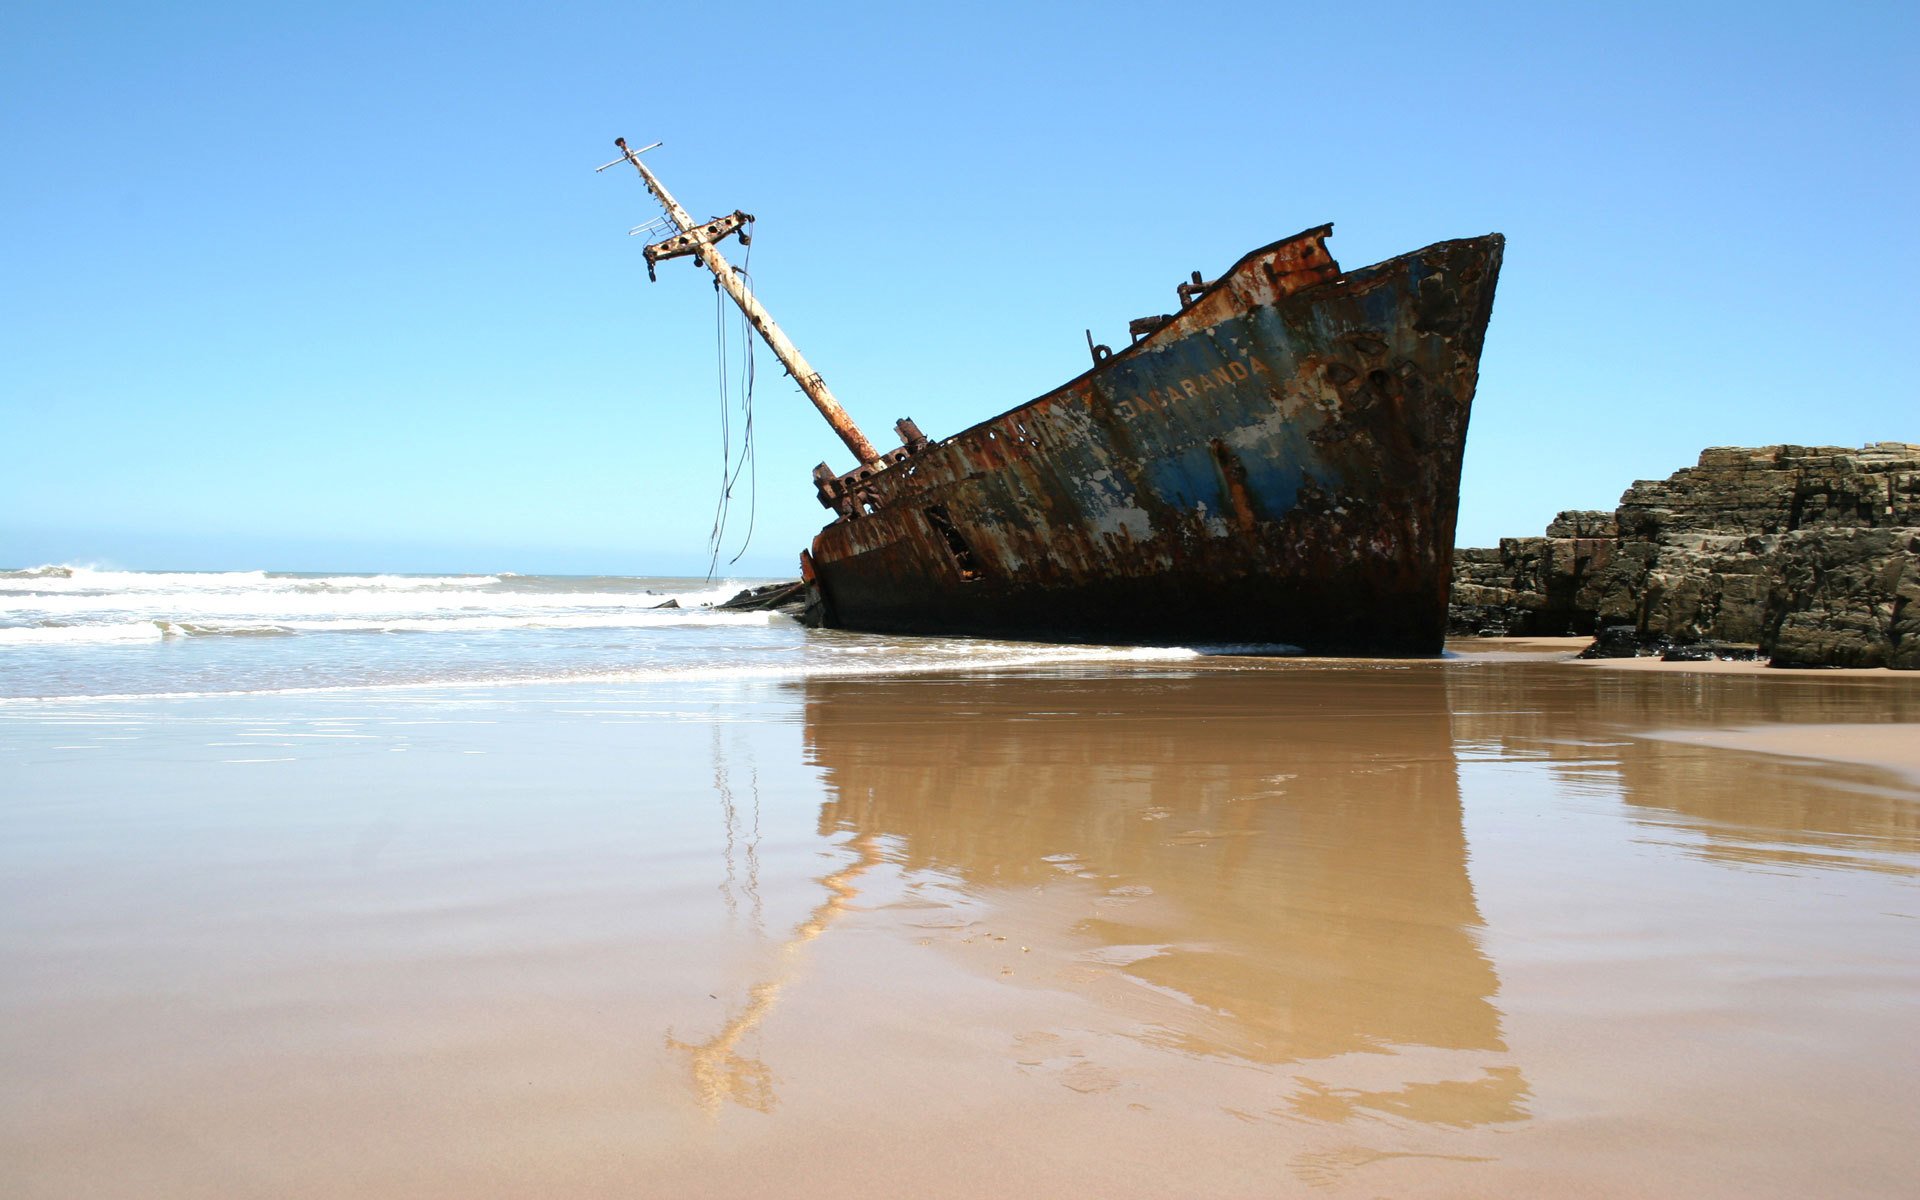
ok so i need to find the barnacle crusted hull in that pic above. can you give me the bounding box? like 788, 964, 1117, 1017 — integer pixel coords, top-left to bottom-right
803, 228, 1504, 652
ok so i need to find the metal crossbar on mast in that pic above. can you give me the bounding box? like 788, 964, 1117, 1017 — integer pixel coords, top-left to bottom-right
602, 138, 881, 468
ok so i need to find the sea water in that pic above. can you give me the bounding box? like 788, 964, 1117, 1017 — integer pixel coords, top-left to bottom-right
0, 565, 1199, 700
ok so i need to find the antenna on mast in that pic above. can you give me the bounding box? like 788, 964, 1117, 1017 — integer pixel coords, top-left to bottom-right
602, 137, 881, 469
594, 140, 662, 170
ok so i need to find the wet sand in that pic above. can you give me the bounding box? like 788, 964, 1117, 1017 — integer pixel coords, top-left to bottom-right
3, 655, 1918, 1197
1641, 724, 1920, 786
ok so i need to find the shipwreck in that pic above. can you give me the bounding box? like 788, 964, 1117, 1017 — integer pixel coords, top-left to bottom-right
604, 138, 1503, 653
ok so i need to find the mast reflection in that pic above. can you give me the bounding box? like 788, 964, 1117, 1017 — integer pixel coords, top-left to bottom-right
802, 669, 1527, 1127
668, 831, 883, 1115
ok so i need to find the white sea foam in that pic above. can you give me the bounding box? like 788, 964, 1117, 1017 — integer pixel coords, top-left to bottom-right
0, 567, 1218, 703
0, 643, 1204, 703
0, 566, 787, 693
0, 566, 755, 623
0, 609, 780, 645
189, 611, 781, 635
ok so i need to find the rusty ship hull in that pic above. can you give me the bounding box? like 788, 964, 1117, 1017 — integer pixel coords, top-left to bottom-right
802, 227, 1504, 653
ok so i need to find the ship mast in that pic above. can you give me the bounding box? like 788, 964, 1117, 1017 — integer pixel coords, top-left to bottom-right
602, 138, 881, 468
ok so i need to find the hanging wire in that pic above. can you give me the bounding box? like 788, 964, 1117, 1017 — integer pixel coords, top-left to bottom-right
704, 224, 759, 580
727, 234, 758, 566
705, 272, 731, 580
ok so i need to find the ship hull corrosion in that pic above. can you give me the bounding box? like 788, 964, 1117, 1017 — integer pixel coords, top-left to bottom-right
804, 228, 1505, 653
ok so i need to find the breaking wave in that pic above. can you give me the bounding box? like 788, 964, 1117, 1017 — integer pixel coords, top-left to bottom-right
1, 566, 757, 628
0, 609, 782, 645
0, 566, 1230, 702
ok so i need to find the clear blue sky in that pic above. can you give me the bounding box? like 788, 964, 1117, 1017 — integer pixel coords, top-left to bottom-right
3, 1, 1914, 575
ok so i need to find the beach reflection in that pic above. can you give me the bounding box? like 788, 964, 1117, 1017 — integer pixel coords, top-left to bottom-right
667, 832, 882, 1115
1445, 662, 1920, 875
6, 664, 1915, 1197
672, 655, 1917, 1172
801, 670, 1528, 1128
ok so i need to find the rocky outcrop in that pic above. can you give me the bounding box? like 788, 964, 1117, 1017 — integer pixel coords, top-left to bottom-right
1449, 510, 1616, 636
1451, 443, 1920, 668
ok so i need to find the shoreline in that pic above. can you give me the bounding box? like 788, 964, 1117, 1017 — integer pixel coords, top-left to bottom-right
8, 633, 1919, 707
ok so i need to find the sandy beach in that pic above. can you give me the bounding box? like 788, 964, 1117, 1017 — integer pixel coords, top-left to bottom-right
2, 645, 1917, 1198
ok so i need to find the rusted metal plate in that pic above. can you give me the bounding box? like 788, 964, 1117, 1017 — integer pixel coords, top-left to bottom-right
804, 227, 1505, 653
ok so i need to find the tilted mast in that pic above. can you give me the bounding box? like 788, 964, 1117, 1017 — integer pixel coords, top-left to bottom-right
601, 138, 881, 468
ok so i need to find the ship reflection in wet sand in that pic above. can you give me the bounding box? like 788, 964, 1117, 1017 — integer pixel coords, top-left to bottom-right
811, 672, 1532, 1130
664, 659, 1919, 1196
683, 670, 1532, 1130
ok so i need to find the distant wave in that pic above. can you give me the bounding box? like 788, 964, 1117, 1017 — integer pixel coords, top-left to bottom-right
0, 568, 758, 624
2, 564, 77, 579
0, 565, 506, 594
5, 592, 742, 619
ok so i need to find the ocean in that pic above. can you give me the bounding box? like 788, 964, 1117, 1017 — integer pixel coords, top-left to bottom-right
0, 565, 1198, 700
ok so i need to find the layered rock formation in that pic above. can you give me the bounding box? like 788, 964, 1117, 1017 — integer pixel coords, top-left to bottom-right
1449, 510, 1617, 637
1450, 444, 1920, 668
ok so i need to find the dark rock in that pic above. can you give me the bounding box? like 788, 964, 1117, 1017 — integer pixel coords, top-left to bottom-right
1580, 624, 1663, 659
1454, 443, 1919, 668
1661, 644, 1716, 662
651, 598, 680, 609
712, 581, 808, 613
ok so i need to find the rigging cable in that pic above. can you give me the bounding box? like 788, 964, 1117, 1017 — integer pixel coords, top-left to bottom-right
704, 226, 759, 579
706, 271, 730, 580
727, 233, 758, 566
